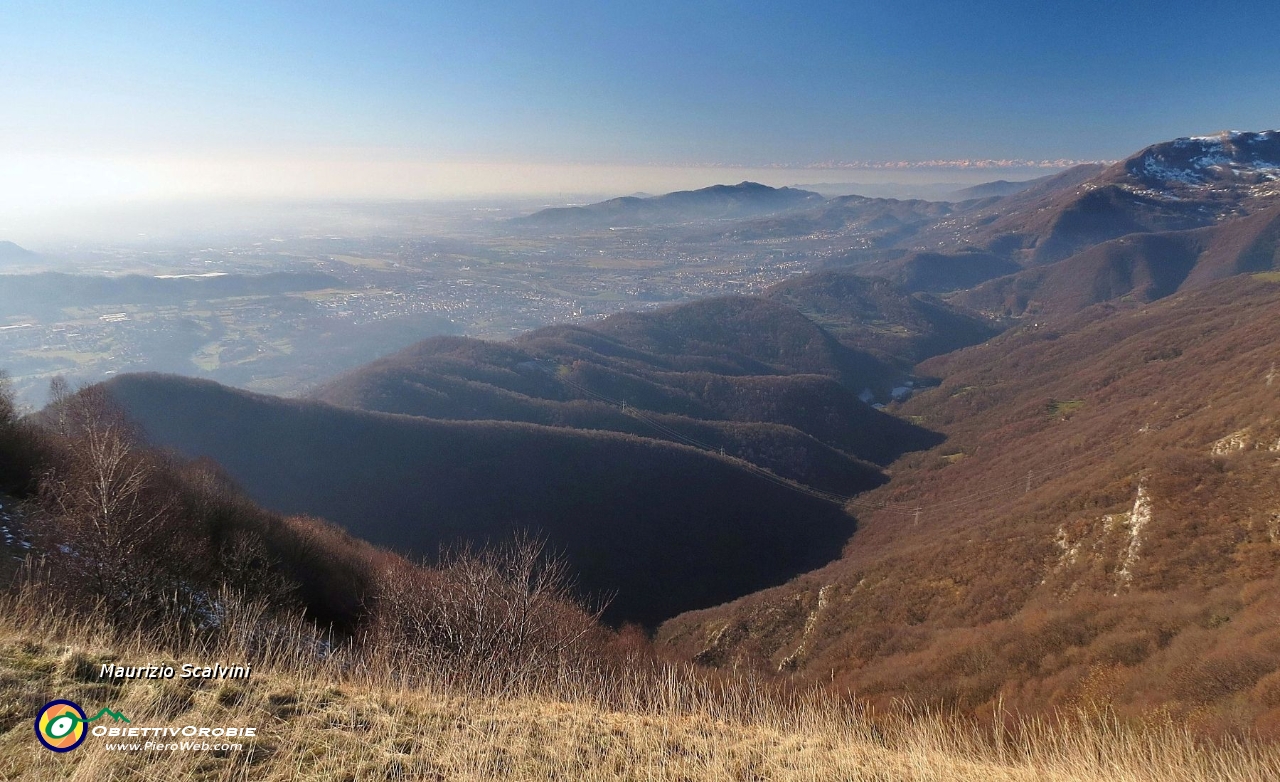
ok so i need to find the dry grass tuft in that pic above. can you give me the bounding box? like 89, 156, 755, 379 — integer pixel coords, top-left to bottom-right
2, 596, 1277, 781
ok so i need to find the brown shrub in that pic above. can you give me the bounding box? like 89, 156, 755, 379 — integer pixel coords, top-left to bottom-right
366, 533, 607, 691
1252, 671, 1280, 709
1089, 629, 1157, 667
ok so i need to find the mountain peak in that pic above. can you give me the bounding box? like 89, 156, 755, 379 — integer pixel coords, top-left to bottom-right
0, 240, 37, 264
1124, 129, 1280, 188
516, 182, 823, 229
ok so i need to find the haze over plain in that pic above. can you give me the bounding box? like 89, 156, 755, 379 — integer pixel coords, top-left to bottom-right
6, 3, 1280, 777
5, 0, 1278, 243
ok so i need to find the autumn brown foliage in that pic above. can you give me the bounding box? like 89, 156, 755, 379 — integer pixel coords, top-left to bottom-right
366, 534, 607, 690
659, 276, 1280, 736
2, 376, 611, 689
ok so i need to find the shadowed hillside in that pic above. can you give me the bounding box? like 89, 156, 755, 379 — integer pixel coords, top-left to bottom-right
0, 378, 392, 633
104, 373, 860, 626
584, 296, 886, 383
865, 250, 1022, 294
313, 342, 888, 495
315, 296, 941, 481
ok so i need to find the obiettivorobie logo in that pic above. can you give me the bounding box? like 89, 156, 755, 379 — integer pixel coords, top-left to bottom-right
35, 697, 257, 754
34, 700, 131, 752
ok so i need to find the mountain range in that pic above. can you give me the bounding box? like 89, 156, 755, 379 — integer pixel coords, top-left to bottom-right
515, 181, 825, 229
0, 241, 37, 267
55, 129, 1280, 733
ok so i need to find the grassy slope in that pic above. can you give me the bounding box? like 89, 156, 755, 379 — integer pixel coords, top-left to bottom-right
2, 613, 1276, 781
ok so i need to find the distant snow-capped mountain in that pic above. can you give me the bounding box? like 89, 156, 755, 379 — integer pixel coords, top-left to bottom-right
1122, 130, 1280, 190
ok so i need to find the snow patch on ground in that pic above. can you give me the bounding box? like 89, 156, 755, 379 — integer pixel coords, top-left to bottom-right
0, 500, 32, 559
1139, 131, 1280, 188
1142, 155, 1207, 185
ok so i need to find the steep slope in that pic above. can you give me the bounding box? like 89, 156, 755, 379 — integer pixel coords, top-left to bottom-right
873, 164, 1105, 259
956, 204, 1280, 318
584, 296, 887, 384
913, 133, 1278, 267
764, 272, 999, 362
0, 380, 392, 633
659, 275, 1280, 734
956, 232, 1207, 317
515, 182, 823, 229
313, 339, 888, 495
815, 134, 1277, 299
104, 373, 859, 626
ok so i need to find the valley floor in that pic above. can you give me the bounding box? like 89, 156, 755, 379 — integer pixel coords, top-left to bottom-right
1, 618, 1276, 781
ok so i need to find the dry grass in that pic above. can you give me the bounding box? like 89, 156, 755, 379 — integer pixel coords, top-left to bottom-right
1, 596, 1277, 781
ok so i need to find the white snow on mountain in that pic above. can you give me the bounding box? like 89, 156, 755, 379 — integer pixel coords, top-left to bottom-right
1136, 131, 1280, 187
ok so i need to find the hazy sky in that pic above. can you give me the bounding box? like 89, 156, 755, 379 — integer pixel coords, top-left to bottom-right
3, 0, 1278, 221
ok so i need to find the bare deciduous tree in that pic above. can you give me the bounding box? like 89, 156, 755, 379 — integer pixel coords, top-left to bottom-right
371, 533, 606, 690
37, 384, 194, 621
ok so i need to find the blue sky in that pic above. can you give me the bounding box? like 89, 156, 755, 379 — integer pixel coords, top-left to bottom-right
2, 0, 1278, 206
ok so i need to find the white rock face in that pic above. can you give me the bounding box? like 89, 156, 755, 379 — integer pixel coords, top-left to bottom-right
1211, 429, 1252, 456
1053, 524, 1081, 569
777, 584, 832, 672
1049, 481, 1154, 595
1207, 426, 1280, 455
1113, 482, 1153, 591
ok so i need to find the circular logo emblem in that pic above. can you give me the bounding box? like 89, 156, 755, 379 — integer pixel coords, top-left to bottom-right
35, 700, 88, 752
